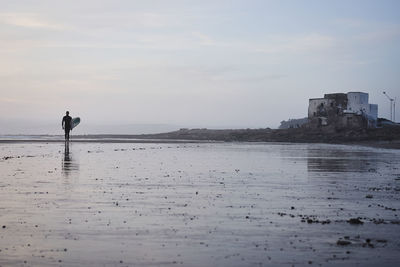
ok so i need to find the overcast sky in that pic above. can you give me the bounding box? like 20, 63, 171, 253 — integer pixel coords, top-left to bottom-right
0, 0, 399, 133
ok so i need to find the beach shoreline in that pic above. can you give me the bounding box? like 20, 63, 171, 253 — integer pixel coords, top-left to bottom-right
1, 137, 399, 150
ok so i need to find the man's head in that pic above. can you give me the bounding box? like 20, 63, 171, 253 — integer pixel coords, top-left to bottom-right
66, 111, 69, 115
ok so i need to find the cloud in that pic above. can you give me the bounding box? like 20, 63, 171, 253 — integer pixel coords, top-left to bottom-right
353, 27, 400, 43
191, 32, 217, 46
333, 18, 366, 28
77, 11, 180, 30
132, 12, 167, 28
0, 13, 67, 30
0, 97, 22, 103
35, 31, 225, 51
255, 34, 336, 54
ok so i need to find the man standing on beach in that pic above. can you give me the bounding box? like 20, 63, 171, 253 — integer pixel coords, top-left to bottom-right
62, 111, 72, 141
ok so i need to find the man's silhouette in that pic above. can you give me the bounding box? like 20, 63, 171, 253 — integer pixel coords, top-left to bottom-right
62, 111, 72, 141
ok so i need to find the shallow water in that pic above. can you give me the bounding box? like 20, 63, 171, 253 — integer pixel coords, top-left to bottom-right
0, 142, 399, 266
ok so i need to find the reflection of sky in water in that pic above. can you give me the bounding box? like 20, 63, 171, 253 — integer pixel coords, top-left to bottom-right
306, 145, 389, 173
274, 143, 391, 173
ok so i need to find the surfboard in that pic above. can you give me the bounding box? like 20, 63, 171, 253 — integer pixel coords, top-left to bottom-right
71, 117, 81, 130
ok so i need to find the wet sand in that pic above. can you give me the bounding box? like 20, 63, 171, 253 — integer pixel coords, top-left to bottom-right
0, 142, 399, 266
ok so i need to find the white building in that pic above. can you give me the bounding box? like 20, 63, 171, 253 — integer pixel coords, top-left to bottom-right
308, 91, 378, 128
369, 104, 378, 121
346, 92, 378, 121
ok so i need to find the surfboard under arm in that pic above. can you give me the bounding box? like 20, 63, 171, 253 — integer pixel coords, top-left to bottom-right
71, 117, 81, 130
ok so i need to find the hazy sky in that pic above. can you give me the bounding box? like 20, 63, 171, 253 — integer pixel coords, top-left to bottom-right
1, 0, 399, 133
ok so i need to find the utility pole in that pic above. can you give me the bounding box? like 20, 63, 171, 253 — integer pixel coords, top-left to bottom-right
383, 91, 396, 122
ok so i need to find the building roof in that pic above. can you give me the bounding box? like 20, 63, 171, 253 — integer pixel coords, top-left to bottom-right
324, 93, 346, 95
309, 98, 326, 101
347, 91, 368, 94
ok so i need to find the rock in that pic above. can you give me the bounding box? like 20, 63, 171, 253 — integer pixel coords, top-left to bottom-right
347, 218, 364, 225
337, 240, 351, 246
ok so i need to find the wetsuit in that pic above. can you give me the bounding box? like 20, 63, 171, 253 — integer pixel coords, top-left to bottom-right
62, 115, 72, 140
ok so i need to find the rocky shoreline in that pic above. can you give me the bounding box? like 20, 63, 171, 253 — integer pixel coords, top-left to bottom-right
74, 126, 400, 149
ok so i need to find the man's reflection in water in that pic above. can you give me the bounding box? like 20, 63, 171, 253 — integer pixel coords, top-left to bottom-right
62, 141, 78, 177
